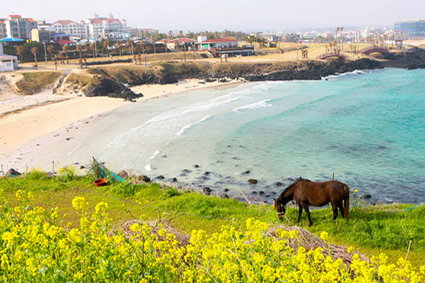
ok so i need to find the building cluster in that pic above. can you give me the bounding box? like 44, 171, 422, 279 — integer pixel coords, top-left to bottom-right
395, 20, 425, 38
0, 13, 128, 43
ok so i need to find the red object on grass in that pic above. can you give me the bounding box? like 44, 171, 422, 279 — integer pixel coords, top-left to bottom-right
93, 178, 108, 187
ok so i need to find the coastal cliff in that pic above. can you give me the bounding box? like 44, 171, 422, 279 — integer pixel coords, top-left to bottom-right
16, 47, 425, 98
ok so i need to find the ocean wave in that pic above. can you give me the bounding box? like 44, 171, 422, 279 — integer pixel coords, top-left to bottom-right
149, 150, 161, 160
144, 163, 152, 171
176, 115, 211, 136
232, 99, 272, 112
322, 70, 366, 80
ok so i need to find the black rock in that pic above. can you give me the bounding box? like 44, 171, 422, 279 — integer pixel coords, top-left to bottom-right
141, 175, 151, 183
259, 191, 265, 195
251, 191, 258, 194
224, 188, 230, 192
156, 175, 165, 180
362, 194, 372, 199
220, 194, 230, 199
170, 177, 178, 182
204, 171, 212, 176
275, 182, 283, 186
203, 187, 212, 195
194, 164, 200, 168
248, 178, 258, 185
80, 165, 85, 169
242, 170, 251, 175
7, 168, 21, 176
182, 169, 192, 174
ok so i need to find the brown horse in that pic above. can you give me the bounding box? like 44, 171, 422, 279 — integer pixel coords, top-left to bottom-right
274, 177, 349, 226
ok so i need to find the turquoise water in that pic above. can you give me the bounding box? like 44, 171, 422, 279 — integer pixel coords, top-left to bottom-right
150, 68, 425, 203
8, 68, 424, 204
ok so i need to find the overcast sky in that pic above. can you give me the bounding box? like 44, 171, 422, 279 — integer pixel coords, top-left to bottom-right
3, 0, 425, 32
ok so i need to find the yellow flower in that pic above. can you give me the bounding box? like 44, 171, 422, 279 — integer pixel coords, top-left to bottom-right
72, 196, 87, 210
319, 231, 329, 241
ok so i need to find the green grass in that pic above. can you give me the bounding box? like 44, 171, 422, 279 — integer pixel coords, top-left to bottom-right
1, 174, 423, 267
15, 71, 62, 95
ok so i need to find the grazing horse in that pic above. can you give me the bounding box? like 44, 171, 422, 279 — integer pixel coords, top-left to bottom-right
274, 178, 349, 226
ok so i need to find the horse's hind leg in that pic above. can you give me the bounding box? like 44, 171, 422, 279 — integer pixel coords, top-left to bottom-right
332, 203, 338, 220
338, 202, 344, 219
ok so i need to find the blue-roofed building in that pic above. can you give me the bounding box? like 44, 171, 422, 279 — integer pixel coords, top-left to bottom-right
395, 20, 425, 38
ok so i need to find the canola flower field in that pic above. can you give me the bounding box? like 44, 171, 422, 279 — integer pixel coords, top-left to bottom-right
0, 169, 424, 282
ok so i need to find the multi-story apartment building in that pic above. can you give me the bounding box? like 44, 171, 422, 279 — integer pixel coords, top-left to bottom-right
0, 19, 7, 38
395, 20, 425, 38
0, 15, 38, 40
51, 20, 88, 39
86, 15, 127, 38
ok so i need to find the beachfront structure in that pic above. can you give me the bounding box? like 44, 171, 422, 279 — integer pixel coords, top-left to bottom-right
395, 20, 425, 38
197, 38, 254, 57
158, 38, 196, 51
31, 28, 50, 43
51, 20, 88, 39
0, 43, 18, 71
86, 15, 127, 38
0, 15, 38, 40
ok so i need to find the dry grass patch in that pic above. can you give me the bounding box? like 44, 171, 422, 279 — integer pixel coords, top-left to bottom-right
15, 71, 62, 95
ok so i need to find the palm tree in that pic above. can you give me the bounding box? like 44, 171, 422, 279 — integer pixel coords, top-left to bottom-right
89, 42, 97, 58
103, 40, 110, 57
76, 44, 84, 59
115, 41, 122, 56
47, 45, 54, 61
16, 46, 25, 62
62, 45, 69, 64
126, 39, 134, 56
31, 47, 38, 67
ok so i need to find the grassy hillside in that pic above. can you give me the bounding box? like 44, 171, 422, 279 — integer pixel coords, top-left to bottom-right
15, 71, 62, 95
1, 169, 423, 269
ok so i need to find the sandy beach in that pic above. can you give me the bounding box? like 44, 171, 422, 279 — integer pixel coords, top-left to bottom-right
0, 78, 241, 160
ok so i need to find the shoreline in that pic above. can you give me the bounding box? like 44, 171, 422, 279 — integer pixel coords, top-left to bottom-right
0, 79, 243, 157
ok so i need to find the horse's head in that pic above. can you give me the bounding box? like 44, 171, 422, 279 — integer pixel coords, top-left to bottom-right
273, 198, 286, 219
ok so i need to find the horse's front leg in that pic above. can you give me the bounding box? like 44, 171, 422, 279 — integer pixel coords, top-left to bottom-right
302, 203, 313, 226
297, 202, 303, 223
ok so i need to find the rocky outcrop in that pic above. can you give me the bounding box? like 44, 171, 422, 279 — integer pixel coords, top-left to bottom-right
384, 47, 425, 69
243, 59, 383, 81
83, 77, 142, 100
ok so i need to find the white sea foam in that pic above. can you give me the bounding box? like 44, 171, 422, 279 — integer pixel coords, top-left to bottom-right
176, 115, 211, 136
149, 150, 161, 160
232, 99, 272, 112
144, 164, 152, 171
321, 70, 365, 80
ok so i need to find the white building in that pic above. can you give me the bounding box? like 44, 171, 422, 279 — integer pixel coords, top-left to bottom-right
51, 20, 88, 39
0, 43, 18, 71
0, 15, 38, 40
86, 15, 127, 38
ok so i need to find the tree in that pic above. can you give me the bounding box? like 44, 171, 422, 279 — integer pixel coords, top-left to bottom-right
89, 42, 97, 58
62, 45, 69, 64
115, 41, 122, 56
126, 39, 134, 56
16, 46, 25, 62
47, 45, 54, 61
31, 47, 38, 67
76, 44, 84, 59
102, 40, 110, 57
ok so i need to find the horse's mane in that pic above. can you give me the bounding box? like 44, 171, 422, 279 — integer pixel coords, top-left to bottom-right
277, 177, 311, 202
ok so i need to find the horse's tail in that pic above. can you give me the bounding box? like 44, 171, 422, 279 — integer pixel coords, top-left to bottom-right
344, 186, 350, 219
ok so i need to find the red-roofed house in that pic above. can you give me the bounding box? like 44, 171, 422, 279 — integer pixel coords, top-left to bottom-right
0, 15, 38, 40
86, 15, 127, 38
52, 20, 87, 39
